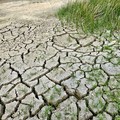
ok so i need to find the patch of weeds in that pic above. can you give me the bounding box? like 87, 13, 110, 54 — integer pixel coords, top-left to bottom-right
102, 84, 120, 115
104, 51, 116, 63
57, 0, 120, 33
87, 68, 106, 85
89, 90, 105, 111
115, 116, 120, 120
103, 45, 113, 51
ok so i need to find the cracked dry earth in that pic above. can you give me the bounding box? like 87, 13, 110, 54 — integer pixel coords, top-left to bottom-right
0, 1, 120, 120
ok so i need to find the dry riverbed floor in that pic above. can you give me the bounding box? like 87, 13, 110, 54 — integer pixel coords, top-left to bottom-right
0, 0, 120, 120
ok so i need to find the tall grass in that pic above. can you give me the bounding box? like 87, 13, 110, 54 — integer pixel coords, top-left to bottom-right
57, 0, 120, 33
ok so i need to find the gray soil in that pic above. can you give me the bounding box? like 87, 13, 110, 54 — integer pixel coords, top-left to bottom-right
0, 0, 120, 120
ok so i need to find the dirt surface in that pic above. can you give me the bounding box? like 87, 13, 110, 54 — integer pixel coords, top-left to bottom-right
0, 0, 71, 27
0, 0, 120, 120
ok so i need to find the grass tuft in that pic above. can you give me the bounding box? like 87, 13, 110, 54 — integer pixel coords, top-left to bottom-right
57, 0, 120, 33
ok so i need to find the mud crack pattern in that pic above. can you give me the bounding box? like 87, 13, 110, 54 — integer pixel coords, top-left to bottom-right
0, 18, 120, 120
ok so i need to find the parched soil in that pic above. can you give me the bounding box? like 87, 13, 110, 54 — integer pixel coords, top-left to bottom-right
0, 0, 120, 120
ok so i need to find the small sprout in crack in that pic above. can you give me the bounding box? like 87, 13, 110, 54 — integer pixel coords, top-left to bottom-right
115, 116, 120, 120
44, 106, 54, 118
3, 94, 10, 98
49, 94, 55, 101
49, 86, 62, 102
97, 114, 105, 120
29, 101, 34, 109
30, 72, 37, 76
54, 86, 61, 95
20, 88, 28, 94
56, 113, 62, 120
71, 112, 77, 120
71, 72, 76, 79
103, 45, 113, 51
21, 108, 28, 115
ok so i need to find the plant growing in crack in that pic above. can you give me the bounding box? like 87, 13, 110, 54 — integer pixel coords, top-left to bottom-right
54, 86, 61, 95
22, 109, 28, 116
55, 113, 62, 120
115, 116, 120, 120
49, 94, 54, 102
0, 68, 6, 75
19, 88, 28, 94
87, 68, 106, 85
103, 45, 113, 51
3, 93, 10, 99
75, 79, 81, 87
37, 53, 46, 61
71, 72, 76, 79
49, 86, 62, 102
71, 112, 77, 120
29, 101, 35, 109
97, 113, 106, 120
109, 57, 119, 66
43, 105, 54, 119
30, 72, 37, 76
68, 62, 73, 67
94, 98, 105, 111
102, 82, 120, 116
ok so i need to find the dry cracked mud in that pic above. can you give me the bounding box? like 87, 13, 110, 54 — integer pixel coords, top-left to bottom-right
0, 0, 120, 120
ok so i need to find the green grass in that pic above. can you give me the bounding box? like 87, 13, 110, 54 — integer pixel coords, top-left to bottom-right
57, 0, 120, 33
